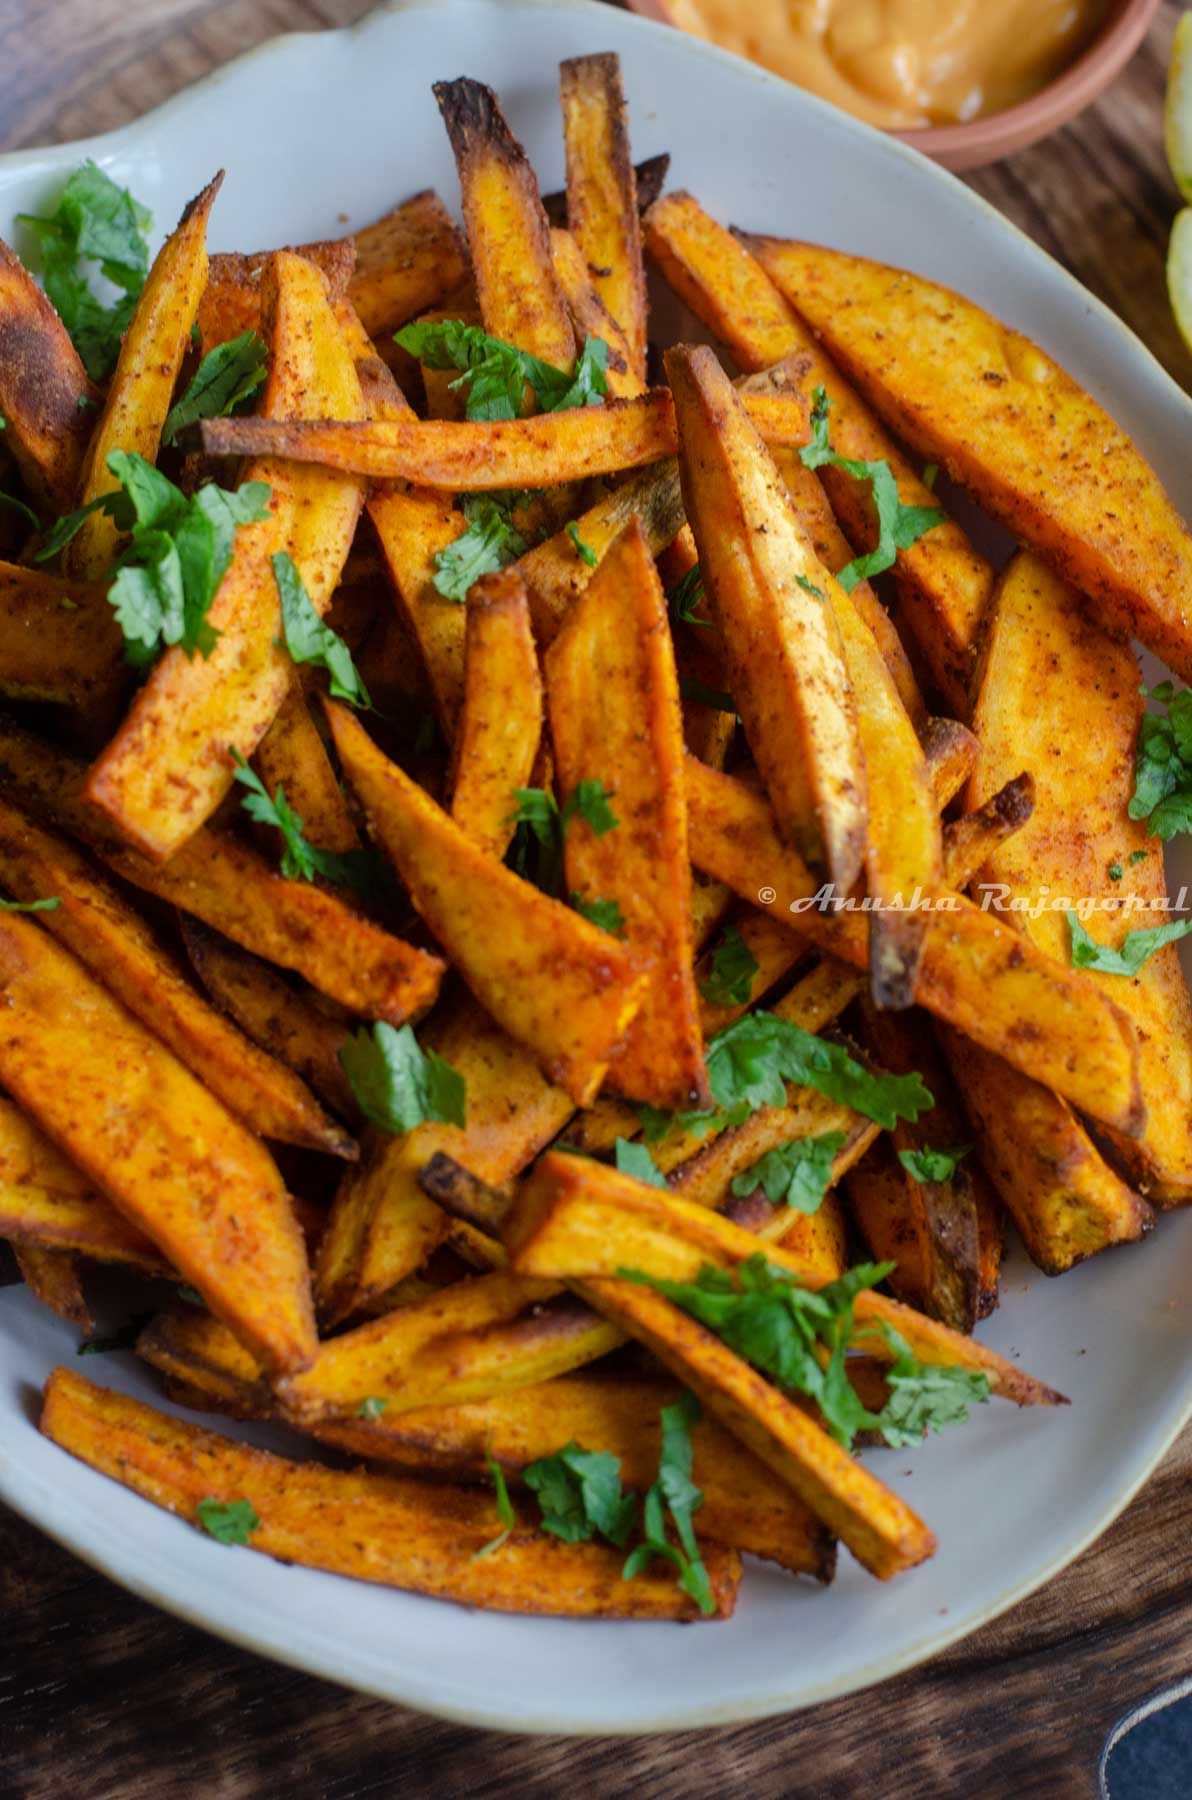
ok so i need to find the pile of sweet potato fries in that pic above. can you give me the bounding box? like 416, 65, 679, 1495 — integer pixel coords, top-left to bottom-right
3, 51, 1191, 1621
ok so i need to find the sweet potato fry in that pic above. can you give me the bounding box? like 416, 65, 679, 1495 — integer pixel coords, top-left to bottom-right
668, 343, 867, 892
14, 1243, 91, 1331
254, 678, 361, 855
670, 1089, 880, 1228
642, 194, 994, 710
0, 794, 354, 1157
0, 719, 444, 1027
315, 992, 575, 1324
334, 298, 470, 736
583, 1277, 934, 1580
541, 151, 670, 229
327, 703, 647, 1106
683, 753, 1144, 1134
848, 1005, 982, 1331
0, 237, 100, 510
548, 227, 641, 397
0, 561, 124, 713
65, 175, 221, 580
280, 1271, 623, 1421
517, 458, 685, 645
969, 551, 1192, 1203
450, 569, 542, 860
0, 1094, 166, 1273
348, 189, 468, 338
560, 52, 647, 382
197, 240, 355, 347
0, 916, 315, 1375
750, 239, 1192, 684
42, 1369, 737, 1620
86, 250, 366, 861
941, 1026, 1152, 1274
506, 1152, 1065, 1407
435, 77, 575, 373
546, 518, 708, 1109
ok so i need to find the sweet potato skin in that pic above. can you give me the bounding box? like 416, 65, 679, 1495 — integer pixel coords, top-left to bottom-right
548, 228, 640, 400
969, 551, 1192, 1204
42, 1368, 738, 1620
0, 916, 316, 1375
450, 569, 542, 861
668, 343, 867, 892
0, 237, 100, 511
546, 518, 709, 1109
197, 240, 355, 347
86, 250, 366, 861
327, 702, 648, 1107
750, 238, 1192, 686
66, 175, 221, 580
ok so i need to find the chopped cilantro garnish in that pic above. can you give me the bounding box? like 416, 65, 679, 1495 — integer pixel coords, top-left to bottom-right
566, 520, 598, 566
666, 562, 709, 629
799, 386, 945, 591
570, 892, 624, 934
794, 573, 825, 600
1129, 682, 1192, 840
0, 895, 60, 913
162, 329, 268, 445
432, 491, 531, 602
614, 1137, 668, 1188
506, 781, 618, 896
621, 1256, 988, 1450
357, 1397, 388, 1420
678, 676, 735, 713
338, 1021, 466, 1134
274, 550, 369, 707
524, 1443, 637, 1547
18, 160, 152, 379
1108, 862, 1123, 883
196, 1498, 259, 1546
621, 1392, 715, 1615
77, 1313, 150, 1355
40, 452, 270, 665
698, 925, 759, 1009
897, 1144, 972, 1183
1067, 910, 1192, 977
472, 1441, 516, 1560
394, 319, 609, 421
730, 1131, 847, 1214
1130, 848, 1149, 865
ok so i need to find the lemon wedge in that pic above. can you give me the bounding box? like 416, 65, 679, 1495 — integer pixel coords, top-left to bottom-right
1167, 207, 1192, 353
1167, 12, 1192, 201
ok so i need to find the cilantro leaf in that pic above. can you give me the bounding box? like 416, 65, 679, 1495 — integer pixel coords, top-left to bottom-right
565, 778, 618, 837
273, 550, 369, 707
566, 520, 598, 567
39, 452, 269, 664
1108, 863, 1123, 883
621, 1392, 714, 1615
0, 492, 40, 532
704, 1011, 932, 1130
0, 895, 60, 913
229, 752, 384, 896
394, 320, 608, 421
730, 1131, 847, 1214
614, 1137, 668, 1188
472, 1441, 516, 1559
897, 1144, 972, 1183
524, 1443, 637, 1547
432, 492, 529, 601
77, 1313, 151, 1355
162, 329, 268, 445
666, 562, 709, 628
18, 160, 151, 379
1129, 682, 1192, 840
196, 1498, 260, 1546
698, 924, 760, 1008
870, 1322, 990, 1448
571, 892, 624, 934
1131, 849, 1149, 866
1067, 910, 1192, 977
794, 573, 825, 600
799, 386, 945, 590
338, 1021, 466, 1134
506, 781, 617, 897
357, 1397, 388, 1420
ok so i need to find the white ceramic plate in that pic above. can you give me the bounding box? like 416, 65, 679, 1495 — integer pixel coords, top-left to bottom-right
2, 0, 1191, 1737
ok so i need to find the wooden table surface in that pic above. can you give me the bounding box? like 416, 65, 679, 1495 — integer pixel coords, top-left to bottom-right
2, 3, 1191, 1795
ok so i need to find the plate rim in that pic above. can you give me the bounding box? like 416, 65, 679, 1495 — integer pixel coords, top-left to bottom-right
1, 0, 1191, 1735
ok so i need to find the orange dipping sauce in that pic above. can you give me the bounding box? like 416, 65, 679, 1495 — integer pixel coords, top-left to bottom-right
663, 0, 1109, 130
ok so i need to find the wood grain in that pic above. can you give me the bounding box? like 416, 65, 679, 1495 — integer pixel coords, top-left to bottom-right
1, 3, 1190, 1795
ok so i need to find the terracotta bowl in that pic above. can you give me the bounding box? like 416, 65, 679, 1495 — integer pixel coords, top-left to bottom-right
623, 0, 1161, 171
